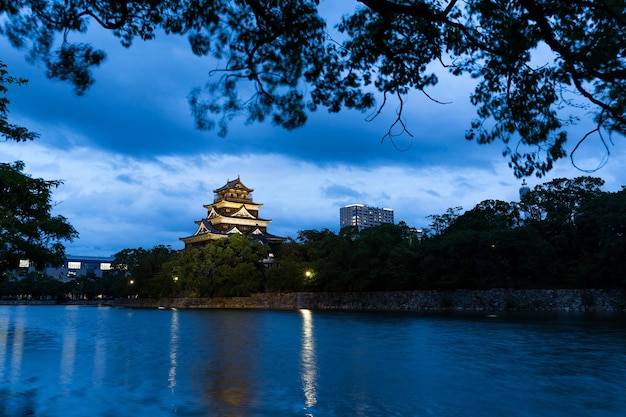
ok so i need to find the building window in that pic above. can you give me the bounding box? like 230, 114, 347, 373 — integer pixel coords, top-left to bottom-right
19, 259, 30, 268
67, 261, 81, 269
100, 263, 112, 271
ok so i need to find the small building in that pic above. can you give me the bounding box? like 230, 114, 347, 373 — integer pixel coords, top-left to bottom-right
180, 177, 284, 248
18, 255, 114, 282
340, 204, 394, 231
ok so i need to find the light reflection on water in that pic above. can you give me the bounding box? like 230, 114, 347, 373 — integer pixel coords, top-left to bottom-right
9, 315, 24, 385
168, 308, 179, 391
300, 309, 317, 413
0, 315, 6, 381
0, 306, 625, 416
59, 307, 77, 386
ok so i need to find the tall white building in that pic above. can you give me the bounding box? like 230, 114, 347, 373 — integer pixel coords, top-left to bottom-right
340, 204, 394, 231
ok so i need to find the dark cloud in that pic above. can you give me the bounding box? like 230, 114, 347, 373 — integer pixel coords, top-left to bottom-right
115, 174, 141, 185
321, 183, 365, 200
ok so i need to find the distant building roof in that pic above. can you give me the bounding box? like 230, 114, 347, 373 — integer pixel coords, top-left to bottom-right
65, 255, 114, 262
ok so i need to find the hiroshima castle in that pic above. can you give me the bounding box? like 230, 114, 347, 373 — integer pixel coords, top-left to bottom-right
180, 177, 283, 248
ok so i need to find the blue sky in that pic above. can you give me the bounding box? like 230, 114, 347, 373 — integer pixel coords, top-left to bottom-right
2, 7, 626, 257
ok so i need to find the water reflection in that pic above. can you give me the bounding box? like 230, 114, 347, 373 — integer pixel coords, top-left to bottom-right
1, 307, 625, 416
300, 309, 317, 413
60, 308, 77, 386
0, 314, 6, 380
10, 315, 24, 384
92, 307, 109, 387
92, 338, 106, 386
201, 312, 257, 416
169, 308, 179, 391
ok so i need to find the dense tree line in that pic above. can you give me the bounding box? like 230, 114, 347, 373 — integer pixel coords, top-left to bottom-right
267, 176, 624, 292
0, 270, 122, 301
4, 176, 622, 301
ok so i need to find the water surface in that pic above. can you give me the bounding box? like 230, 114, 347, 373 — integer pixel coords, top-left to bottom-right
1, 305, 625, 416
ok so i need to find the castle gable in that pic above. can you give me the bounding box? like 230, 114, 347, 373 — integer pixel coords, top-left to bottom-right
193, 220, 216, 236
207, 207, 220, 219
231, 206, 256, 219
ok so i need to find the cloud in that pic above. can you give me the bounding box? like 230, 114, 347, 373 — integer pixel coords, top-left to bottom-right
4, 121, 626, 258
321, 183, 365, 200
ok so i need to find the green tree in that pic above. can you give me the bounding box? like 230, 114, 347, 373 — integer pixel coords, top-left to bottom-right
166, 235, 267, 297
574, 188, 626, 288
295, 229, 352, 291
1, 61, 38, 142
111, 245, 176, 297
348, 222, 418, 291
3, 2, 625, 176
19, 271, 66, 300
449, 200, 520, 232
520, 177, 606, 225
264, 238, 311, 292
419, 192, 592, 289
0, 161, 78, 272
0, 273, 19, 298
427, 206, 463, 235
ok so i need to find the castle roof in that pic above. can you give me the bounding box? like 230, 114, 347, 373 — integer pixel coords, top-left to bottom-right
180, 219, 284, 244
213, 176, 253, 194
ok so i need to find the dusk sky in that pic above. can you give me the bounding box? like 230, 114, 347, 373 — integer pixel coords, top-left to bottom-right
2, 6, 626, 257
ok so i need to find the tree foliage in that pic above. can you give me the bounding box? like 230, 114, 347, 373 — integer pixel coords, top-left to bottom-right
520, 176, 605, 224
0, 270, 67, 300
111, 245, 176, 297
164, 235, 267, 297
1, 61, 38, 142
427, 206, 462, 235
0, 161, 78, 272
2, 1, 625, 176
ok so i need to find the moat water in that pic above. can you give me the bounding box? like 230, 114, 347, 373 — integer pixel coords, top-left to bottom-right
1, 305, 625, 416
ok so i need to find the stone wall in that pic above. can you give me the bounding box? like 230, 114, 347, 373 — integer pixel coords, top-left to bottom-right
112, 288, 626, 312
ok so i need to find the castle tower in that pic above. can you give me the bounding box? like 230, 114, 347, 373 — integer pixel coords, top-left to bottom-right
519, 179, 530, 200
180, 177, 283, 248
519, 179, 531, 220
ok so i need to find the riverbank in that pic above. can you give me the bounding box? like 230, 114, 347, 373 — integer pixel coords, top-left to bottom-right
110, 288, 626, 312
0, 299, 106, 306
